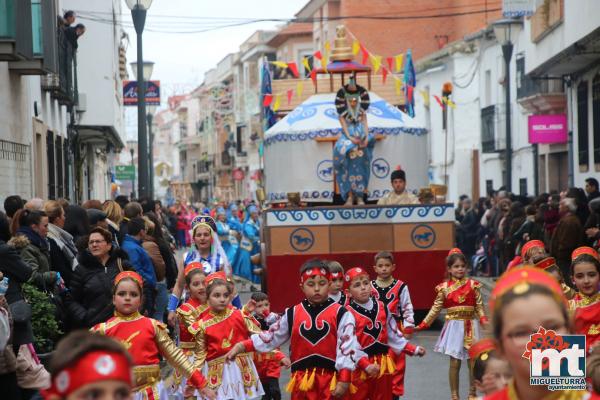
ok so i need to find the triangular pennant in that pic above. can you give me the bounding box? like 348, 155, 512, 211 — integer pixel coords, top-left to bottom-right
361, 45, 369, 65
394, 78, 402, 96
272, 94, 281, 112
386, 57, 393, 71
288, 62, 299, 78
286, 89, 294, 105
446, 98, 457, 109
419, 89, 430, 106
296, 81, 304, 98
382, 68, 388, 85
310, 69, 317, 85
270, 61, 288, 69
302, 57, 311, 73
324, 41, 331, 54
407, 85, 414, 103
370, 55, 382, 73
262, 94, 273, 107
395, 54, 404, 73
433, 95, 444, 108
352, 40, 360, 55
322, 54, 329, 72
314, 50, 322, 60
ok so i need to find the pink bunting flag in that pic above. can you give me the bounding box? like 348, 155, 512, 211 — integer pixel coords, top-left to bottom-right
360, 45, 369, 65
314, 50, 322, 60
310, 69, 317, 85
382, 68, 388, 85
433, 95, 444, 108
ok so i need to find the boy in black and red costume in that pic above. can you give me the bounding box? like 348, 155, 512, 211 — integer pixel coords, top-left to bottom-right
226, 259, 378, 400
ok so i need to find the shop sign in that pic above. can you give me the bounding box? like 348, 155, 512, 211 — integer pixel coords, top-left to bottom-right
528, 114, 567, 144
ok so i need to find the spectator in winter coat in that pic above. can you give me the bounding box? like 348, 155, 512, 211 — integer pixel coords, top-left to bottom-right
44, 200, 78, 287
142, 217, 168, 322
64, 205, 91, 251
102, 200, 122, 246
3, 195, 24, 223
550, 197, 586, 282
118, 202, 142, 245
62, 227, 132, 329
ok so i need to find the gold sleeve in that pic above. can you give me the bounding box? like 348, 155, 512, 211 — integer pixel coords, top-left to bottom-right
191, 323, 207, 371
422, 288, 445, 326
177, 309, 197, 330
474, 285, 486, 319
562, 283, 576, 301
154, 320, 196, 378
244, 313, 262, 335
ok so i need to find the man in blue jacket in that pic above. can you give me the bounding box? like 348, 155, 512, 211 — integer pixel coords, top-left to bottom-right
121, 217, 156, 315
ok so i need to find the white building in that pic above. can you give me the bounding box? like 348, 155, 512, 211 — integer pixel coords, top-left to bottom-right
63, 0, 127, 201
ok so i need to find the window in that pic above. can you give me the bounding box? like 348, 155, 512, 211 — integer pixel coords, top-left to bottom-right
481, 105, 496, 152
46, 130, 55, 199
56, 136, 63, 198
486, 179, 494, 196
593, 74, 600, 167
519, 178, 527, 196
577, 81, 589, 168
236, 125, 243, 154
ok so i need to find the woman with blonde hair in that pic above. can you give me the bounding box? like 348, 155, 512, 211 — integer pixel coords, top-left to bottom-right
102, 200, 122, 245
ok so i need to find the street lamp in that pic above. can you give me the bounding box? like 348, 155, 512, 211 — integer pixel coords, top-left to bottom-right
130, 147, 136, 199
125, 0, 153, 199
493, 18, 522, 193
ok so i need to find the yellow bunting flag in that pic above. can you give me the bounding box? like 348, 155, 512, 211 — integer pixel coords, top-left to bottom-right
352, 40, 360, 55
322, 55, 329, 72
324, 41, 331, 54
271, 61, 288, 69
394, 78, 402, 96
419, 89, 430, 107
370, 55, 382, 73
273, 94, 281, 112
302, 57, 311, 73
395, 54, 404, 72
445, 98, 457, 109
296, 81, 304, 98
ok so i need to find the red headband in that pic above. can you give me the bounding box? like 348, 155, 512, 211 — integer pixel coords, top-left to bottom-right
571, 246, 599, 261
344, 267, 369, 288
114, 271, 143, 288
184, 262, 205, 277
301, 267, 330, 283
534, 257, 557, 271
448, 248, 462, 256
489, 266, 566, 312
330, 271, 343, 280
521, 240, 545, 258
468, 338, 496, 364
43, 351, 131, 398
205, 271, 228, 287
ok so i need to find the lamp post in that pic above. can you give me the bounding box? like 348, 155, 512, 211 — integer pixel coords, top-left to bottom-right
130, 147, 135, 199
493, 18, 522, 193
146, 112, 154, 199
126, 0, 153, 198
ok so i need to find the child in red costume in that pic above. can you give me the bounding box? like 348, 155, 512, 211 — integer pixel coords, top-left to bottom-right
344, 267, 424, 400
226, 259, 375, 400
569, 247, 600, 354
92, 271, 215, 400
370, 251, 415, 399
328, 261, 348, 306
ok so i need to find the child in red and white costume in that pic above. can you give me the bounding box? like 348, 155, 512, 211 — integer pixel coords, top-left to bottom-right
344, 267, 425, 400
92, 271, 214, 400
226, 259, 375, 400
370, 251, 415, 398
328, 261, 348, 306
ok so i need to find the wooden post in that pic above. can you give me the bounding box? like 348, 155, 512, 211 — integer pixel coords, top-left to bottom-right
472, 149, 480, 200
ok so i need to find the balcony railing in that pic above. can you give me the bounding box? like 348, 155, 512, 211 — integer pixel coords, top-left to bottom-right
42, 25, 78, 105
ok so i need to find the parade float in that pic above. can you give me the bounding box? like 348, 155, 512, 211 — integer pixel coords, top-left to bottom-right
261, 26, 455, 312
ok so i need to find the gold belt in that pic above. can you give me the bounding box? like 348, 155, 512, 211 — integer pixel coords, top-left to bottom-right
446, 306, 475, 321
133, 365, 161, 390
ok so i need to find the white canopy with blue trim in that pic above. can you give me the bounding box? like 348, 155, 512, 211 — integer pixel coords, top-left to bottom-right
264, 92, 428, 203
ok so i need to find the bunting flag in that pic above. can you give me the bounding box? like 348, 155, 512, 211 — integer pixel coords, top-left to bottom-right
433, 95, 444, 108
419, 89, 430, 106
262, 94, 273, 107
270, 61, 288, 69
395, 54, 404, 72
394, 78, 402, 96
382, 68, 388, 85
286, 89, 294, 105
370, 55, 382, 73
302, 57, 311, 73
406, 85, 414, 103
322, 54, 329, 72
273, 94, 281, 112
314, 50, 322, 60
444, 97, 457, 109
352, 40, 360, 55
310, 69, 317, 85
288, 62, 299, 78
361, 45, 369, 65
386, 57, 394, 71
324, 41, 331, 54
403, 50, 416, 117
261, 59, 277, 130
296, 81, 304, 98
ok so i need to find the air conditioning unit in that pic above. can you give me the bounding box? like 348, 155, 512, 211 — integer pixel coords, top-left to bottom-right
76, 93, 87, 112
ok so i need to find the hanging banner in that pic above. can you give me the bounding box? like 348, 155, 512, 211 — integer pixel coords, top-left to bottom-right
528, 114, 567, 144
502, 0, 534, 17
123, 80, 161, 106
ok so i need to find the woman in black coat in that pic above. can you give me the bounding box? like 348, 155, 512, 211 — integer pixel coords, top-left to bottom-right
62, 227, 131, 329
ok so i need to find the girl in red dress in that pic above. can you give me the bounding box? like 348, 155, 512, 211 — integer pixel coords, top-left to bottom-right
484, 266, 588, 399
469, 338, 511, 397
188, 271, 264, 400
416, 248, 487, 400
569, 246, 600, 354
93, 271, 215, 400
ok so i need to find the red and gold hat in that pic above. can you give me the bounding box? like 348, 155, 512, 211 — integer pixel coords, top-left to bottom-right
42, 350, 132, 398
205, 271, 228, 287
344, 267, 369, 289
468, 338, 497, 365
448, 248, 463, 256
520, 240, 545, 258
571, 246, 599, 261
300, 266, 331, 283
533, 257, 557, 271
489, 266, 566, 312
114, 271, 143, 288
184, 261, 205, 277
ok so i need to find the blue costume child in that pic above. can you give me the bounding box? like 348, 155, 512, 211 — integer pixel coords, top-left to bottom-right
333, 76, 375, 205
233, 205, 261, 284
215, 207, 238, 268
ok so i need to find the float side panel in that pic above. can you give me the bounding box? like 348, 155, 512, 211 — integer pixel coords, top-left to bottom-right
330, 225, 394, 252
394, 222, 454, 251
